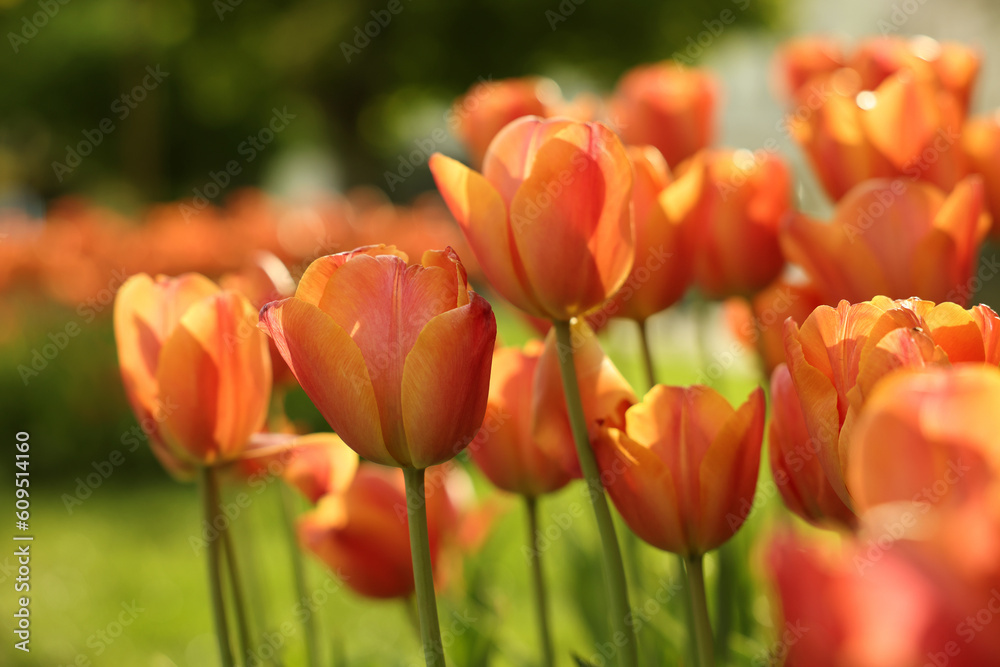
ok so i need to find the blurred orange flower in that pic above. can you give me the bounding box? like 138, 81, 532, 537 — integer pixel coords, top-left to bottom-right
670, 148, 791, 299
298, 463, 457, 599
469, 342, 573, 497
114, 273, 271, 476
532, 320, 636, 478
781, 177, 989, 305
608, 62, 717, 169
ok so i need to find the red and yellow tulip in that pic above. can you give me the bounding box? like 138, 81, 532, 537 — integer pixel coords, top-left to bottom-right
258, 245, 496, 470
430, 117, 634, 321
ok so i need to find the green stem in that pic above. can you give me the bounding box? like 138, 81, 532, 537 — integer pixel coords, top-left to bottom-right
201, 467, 235, 667
685, 554, 715, 667
553, 320, 638, 667
221, 490, 253, 664
525, 496, 555, 667
637, 319, 657, 390
403, 467, 445, 667
279, 483, 322, 667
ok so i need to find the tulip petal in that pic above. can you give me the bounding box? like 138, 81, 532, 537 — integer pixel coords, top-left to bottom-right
594, 426, 685, 554
429, 152, 545, 316
698, 387, 765, 550
295, 246, 407, 306
861, 72, 940, 169
401, 294, 497, 468
259, 297, 392, 466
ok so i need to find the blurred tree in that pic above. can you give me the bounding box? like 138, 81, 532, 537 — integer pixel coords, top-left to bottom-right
1, 0, 782, 204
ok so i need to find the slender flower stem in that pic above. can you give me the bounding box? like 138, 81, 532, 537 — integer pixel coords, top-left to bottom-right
525, 496, 555, 667
279, 483, 322, 667
402, 467, 445, 667
685, 554, 715, 667
553, 319, 638, 667
636, 319, 657, 391
221, 515, 253, 664
201, 466, 235, 667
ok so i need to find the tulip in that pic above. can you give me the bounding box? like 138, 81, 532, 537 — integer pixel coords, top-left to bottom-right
748, 277, 825, 373
789, 67, 969, 201
470, 342, 573, 497
782, 296, 1000, 509
452, 76, 564, 167
298, 464, 456, 599
595, 383, 764, 666
847, 36, 980, 113
769, 364, 856, 530
259, 244, 493, 666
602, 145, 692, 323
964, 110, 1000, 237
531, 320, 637, 478
781, 176, 989, 306
220, 252, 298, 388
258, 244, 496, 470
594, 384, 765, 556
669, 148, 791, 299
764, 531, 1000, 667
771, 36, 845, 103
848, 365, 1000, 523
429, 117, 634, 321
114, 272, 272, 472
608, 62, 717, 168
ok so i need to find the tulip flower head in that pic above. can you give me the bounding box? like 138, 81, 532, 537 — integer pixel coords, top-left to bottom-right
430, 117, 634, 321
782, 296, 1000, 509
258, 245, 496, 469
470, 341, 574, 497
298, 464, 457, 599
781, 176, 989, 306
608, 62, 718, 168
594, 384, 766, 557
114, 273, 272, 475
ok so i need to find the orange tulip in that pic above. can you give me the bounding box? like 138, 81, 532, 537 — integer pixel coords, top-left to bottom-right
532, 320, 637, 477
429, 117, 634, 321
964, 111, 1000, 237
220, 252, 298, 387
668, 148, 790, 299
593, 384, 765, 556
114, 273, 272, 474
298, 463, 457, 599
771, 36, 845, 103
764, 531, 1000, 667
748, 277, 825, 373
600, 145, 692, 322
781, 176, 989, 305
789, 67, 968, 201
769, 364, 856, 530
452, 76, 563, 167
608, 62, 717, 168
847, 36, 980, 114
258, 245, 496, 469
783, 296, 1000, 508
848, 365, 1000, 520
469, 342, 573, 497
